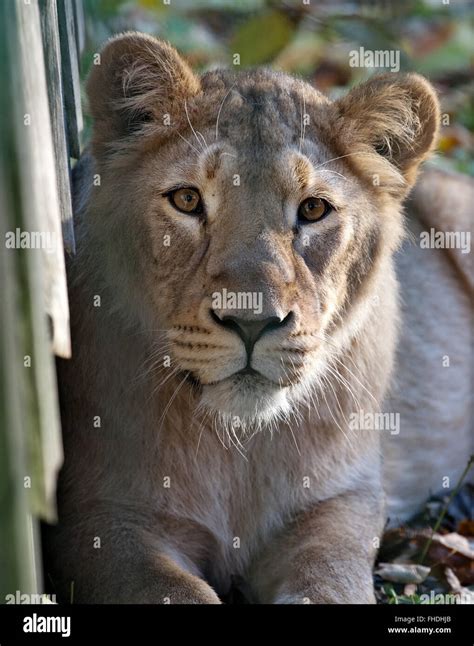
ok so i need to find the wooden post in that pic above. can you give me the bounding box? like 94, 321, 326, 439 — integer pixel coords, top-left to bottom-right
40, 0, 76, 254
0, 0, 76, 599
57, 0, 83, 160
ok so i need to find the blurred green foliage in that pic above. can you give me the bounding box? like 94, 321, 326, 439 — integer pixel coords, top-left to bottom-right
231, 11, 294, 65
80, 0, 473, 174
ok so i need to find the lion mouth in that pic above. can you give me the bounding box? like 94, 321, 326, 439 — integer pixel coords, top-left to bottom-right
197, 369, 294, 426
186, 367, 287, 390
235, 366, 260, 378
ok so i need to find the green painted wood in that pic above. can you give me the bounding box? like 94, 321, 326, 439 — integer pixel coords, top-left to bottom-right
0, 150, 39, 602
0, 0, 40, 600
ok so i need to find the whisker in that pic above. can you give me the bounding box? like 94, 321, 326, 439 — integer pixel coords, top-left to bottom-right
314, 169, 348, 181
215, 82, 237, 141
194, 408, 212, 459
184, 99, 206, 152
156, 371, 190, 434
313, 151, 373, 170
319, 375, 355, 449
176, 131, 201, 156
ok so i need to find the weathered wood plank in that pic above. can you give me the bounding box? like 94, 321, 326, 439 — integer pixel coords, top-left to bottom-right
0, 0, 43, 599
57, 0, 83, 160
0, 148, 39, 600
16, 0, 71, 360
3, 0, 67, 527
39, 0, 76, 254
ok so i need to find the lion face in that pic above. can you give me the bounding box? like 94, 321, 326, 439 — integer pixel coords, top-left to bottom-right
85, 34, 439, 429
131, 125, 378, 427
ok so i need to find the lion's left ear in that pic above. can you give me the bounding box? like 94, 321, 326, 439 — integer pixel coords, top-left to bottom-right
86, 32, 201, 158
332, 73, 440, 188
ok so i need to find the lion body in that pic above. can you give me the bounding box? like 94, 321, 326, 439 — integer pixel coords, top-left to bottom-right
46, 33, 471, 604
383, 169, 473, 521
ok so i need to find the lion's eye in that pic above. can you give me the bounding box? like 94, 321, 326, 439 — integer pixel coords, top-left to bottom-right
297, 197, 332, 223
168, 188, 203, 215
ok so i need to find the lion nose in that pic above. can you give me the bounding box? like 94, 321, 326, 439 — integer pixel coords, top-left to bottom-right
211, 310, 293, 355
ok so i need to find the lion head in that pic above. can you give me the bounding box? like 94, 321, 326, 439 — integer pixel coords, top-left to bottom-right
84, 33, 439, 431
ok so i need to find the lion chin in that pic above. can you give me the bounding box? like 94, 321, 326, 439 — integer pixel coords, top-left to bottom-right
199, 372, 294, 431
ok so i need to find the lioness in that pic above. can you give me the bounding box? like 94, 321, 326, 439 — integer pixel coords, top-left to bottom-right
47, 32, 471, 604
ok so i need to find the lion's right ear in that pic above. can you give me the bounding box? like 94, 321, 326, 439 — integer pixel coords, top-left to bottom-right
332, 74, 439, 193
86, 32, 201, 157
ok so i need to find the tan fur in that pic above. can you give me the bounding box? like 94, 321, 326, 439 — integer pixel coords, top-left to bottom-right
46, 33, 446, 603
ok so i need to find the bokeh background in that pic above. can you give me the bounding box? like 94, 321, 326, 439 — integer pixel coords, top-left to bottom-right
81, 0, 473, 174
